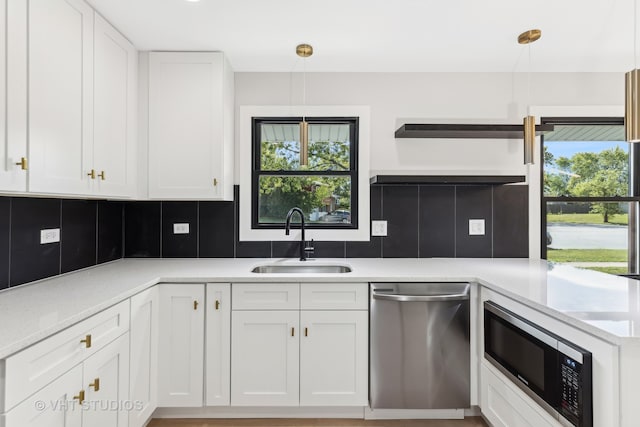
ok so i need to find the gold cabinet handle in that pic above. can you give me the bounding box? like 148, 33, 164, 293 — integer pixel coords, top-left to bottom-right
215, 300, 220, 310
80, 334, 92, 348
87, 169, 96, 179
97, 171, 105, 180
291, 327, 295, 337
89, 378, 100, 392
304, 327, 308, 337
194, 300, 199, 310
213, 178, 218, 186
73, 390, 85, 403
14, 157, 27, 170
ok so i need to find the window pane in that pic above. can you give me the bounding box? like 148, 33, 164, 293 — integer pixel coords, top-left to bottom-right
543, 124, 629, 197
257, 176, 352, 225
546, 201, 632, 275
259, 123, 350, 172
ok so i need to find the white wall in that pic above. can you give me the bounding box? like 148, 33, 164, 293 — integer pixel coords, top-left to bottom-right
235, 72, 624, 257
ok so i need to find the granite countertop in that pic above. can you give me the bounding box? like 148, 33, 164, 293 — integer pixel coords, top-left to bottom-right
0, 257, 638, 359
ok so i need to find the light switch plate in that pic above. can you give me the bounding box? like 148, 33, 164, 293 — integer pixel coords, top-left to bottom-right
40, 228, 60, 244
469, 219, 485, 236
371, 220, 388, 236
173, 223, 190, 234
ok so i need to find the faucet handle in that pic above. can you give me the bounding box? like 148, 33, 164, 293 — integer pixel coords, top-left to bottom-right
304, 239, 315, 254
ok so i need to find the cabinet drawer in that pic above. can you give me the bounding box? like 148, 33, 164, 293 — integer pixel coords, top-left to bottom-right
300, 283, 368, 310
232, 284, 299, 310
3, 300, 130, 412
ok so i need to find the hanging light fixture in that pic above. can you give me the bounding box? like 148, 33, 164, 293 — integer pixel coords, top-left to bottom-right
296, 43, 313, 166
626, 0, 640, 142
518, 29, 541, 164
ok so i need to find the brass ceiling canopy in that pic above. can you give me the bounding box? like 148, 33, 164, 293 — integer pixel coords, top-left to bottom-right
518, 29, 542, 44
296, 44, 313, 58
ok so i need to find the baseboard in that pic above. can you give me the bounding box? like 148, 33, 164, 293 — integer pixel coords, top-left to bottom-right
363, 408, 465, 420
152, 406, 366, 419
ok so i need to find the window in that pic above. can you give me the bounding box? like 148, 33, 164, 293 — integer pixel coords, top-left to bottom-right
251, 117, 358, 229
541, 117, 639, 275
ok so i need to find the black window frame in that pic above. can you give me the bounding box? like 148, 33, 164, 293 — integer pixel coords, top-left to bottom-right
251, 116, 359, 230
540, 116, 639, 274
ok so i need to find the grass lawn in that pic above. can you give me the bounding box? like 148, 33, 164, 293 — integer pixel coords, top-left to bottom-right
547, 213, 628, 225
547, 248, 627, 262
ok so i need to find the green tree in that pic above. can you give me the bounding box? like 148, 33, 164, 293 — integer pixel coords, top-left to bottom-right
543, 146, 572, 196
567, 146, 628, 222
258, 137, 351, 222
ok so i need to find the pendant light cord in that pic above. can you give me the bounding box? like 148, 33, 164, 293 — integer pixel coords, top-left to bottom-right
527, 43, 531, 116
635, 0, 638, 69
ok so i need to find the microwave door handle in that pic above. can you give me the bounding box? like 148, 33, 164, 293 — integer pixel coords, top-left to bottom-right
372, 292, 469, 302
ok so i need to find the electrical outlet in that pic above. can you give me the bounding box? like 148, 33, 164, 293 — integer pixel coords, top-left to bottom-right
371, 220, 388, 237
469, 219, 485, 236
173, 223, 190, 234
40, 228, 60, 244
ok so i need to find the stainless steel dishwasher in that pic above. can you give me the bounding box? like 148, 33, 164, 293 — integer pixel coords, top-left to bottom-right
370, 282, 470, 409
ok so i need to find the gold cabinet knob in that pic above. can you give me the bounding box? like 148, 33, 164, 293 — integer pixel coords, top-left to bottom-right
87, 169, 96, 179
89, 378, 100, 392
14, 157, 27, 170
304, 327, 308, 337
213, 178, 218, 186
73, 390, 85, 403
194, 300, 199, 310
215, 300, 220, 310
80, 334, 92, 348
291, 327, 295, 337
97, 171, 105, 180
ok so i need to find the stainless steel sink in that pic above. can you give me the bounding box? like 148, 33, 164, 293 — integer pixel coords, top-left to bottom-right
251, 264, 352, 274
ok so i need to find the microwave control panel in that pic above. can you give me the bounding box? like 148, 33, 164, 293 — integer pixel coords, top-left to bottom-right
559, 356, 582, 426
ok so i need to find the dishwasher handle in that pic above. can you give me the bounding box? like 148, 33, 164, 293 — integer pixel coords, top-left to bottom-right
372, 290, 469, 302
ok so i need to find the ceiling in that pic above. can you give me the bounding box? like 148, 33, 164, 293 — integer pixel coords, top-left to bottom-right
88, 0, 638, 73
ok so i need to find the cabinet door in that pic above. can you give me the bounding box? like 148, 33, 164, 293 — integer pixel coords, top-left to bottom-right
481, 363, 560, 427
28, 0, 93, 195
231, 311, 299, 406
157, 284, 205, 407
205, 283, 231, 406
129, 287, 158, 427
2, 0, 28, 191
299, 310, 368, 406
93, 13, 137, 198
82, 333, 130, 427
148, 52, 225, 199
4, 364, 83, 427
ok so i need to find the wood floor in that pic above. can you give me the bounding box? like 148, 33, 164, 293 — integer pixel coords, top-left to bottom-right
148, 418, 488, 427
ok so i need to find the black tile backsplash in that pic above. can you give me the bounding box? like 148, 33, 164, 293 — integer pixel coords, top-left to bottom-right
0, 198, 10, 289
455, 186, 494, 257
382, 185, 419, 257
200, 201, 235, 258
61, 200, 97, 273
10, 198, 62, 286
98, 201, 123, 264
0, 197, 125, 289
419, 186, 455, 258
161, 202, 198, 258
125, 202, 161, 258
0, 180, 528, 290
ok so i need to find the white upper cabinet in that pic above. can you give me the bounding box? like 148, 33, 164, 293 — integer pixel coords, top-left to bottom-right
0, 0, 28, 192
148, 52, 234, 200
92, 13, 137, 198
27, 0, 94, 195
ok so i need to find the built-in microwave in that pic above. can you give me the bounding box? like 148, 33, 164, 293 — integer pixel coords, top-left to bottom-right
484, 301, 592, 427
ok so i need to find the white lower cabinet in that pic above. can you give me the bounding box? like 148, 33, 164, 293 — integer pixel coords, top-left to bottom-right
231, 310, 300, 406
4, 333, 130, 427
157, 284, 205, 407
230, 282, 369, 407
129, 287, 159, 427
481, 363, 560, 427
299, 310, 368, 406
205, 283, 231, 406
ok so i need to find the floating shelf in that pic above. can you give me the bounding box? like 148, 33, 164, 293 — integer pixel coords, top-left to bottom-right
395, 123, 555, 139
370, 175, 526, 185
